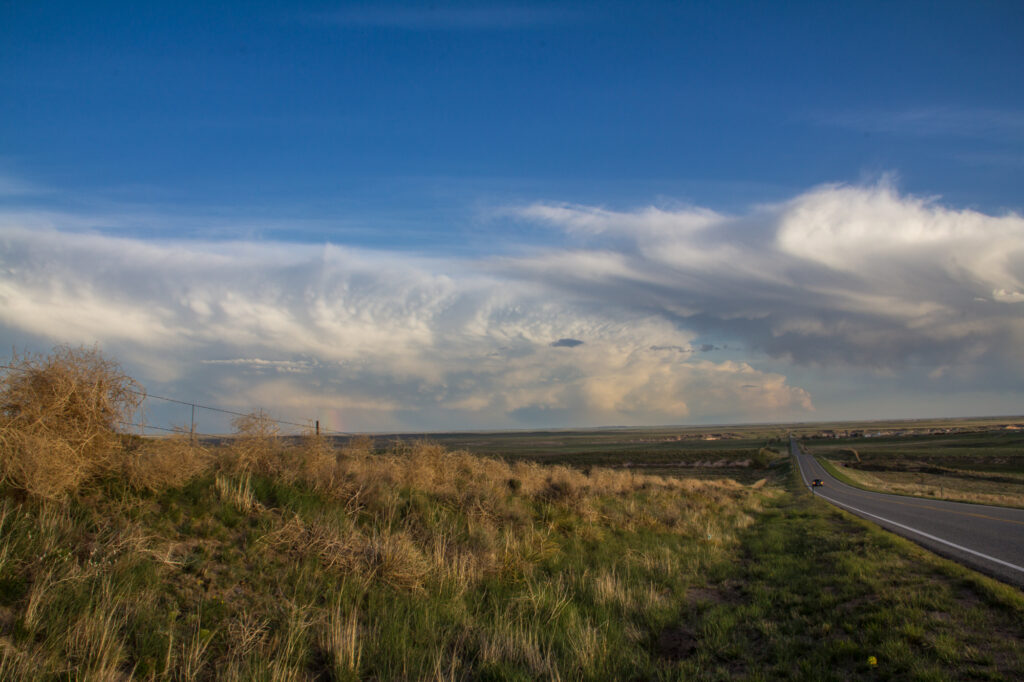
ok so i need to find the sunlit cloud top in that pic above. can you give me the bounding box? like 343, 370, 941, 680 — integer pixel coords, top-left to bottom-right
2, 182, 1022, 430
2, 2, 1023, 429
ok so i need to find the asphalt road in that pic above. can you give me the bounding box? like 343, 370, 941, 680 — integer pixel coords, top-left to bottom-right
791, 438, 1024, 588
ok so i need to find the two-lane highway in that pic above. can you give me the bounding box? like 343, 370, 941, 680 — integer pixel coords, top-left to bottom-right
791, 438, 1024, 588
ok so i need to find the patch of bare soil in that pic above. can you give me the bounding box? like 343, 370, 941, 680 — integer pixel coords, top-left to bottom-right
655, 626, 698, 660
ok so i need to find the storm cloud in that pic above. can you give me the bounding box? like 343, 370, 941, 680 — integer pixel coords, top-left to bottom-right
0, 181, 1019, 429
513, 182, 1024, 375
0, 225, 810, 430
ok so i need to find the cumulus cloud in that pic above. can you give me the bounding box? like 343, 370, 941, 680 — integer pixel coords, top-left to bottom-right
513, 182, 1024, 373
0, 224, 811, 430
4, 181, 1016, 429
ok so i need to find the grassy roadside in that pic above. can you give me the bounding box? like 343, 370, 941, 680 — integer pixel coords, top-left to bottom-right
2, 453, 1021, 680
813, 454, 1024, 510
1, 349, 1021, 679
803, 432, 1024, 509
678, 462, 1024, 680
815, 455, 872, 489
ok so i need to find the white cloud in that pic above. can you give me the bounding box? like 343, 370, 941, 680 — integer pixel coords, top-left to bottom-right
512, 182, 1024, 373
518, 202, 721, 239
4, 181, 1019, 429
0, 224, 810, 430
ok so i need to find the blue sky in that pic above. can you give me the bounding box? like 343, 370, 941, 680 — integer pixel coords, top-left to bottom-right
2, 1, 1023, 431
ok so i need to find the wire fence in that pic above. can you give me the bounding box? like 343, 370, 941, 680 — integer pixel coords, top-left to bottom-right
0, 362, 349, 440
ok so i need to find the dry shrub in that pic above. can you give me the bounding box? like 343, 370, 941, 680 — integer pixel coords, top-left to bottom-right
292, 429, 339, 492
0, 346, 143, 498
264, 512, 428, 589
226, 410, 282, 476
342, 435, 376, 457
124, 432, 210, 492
262, 513, 365, 574
363, 528, 429, 590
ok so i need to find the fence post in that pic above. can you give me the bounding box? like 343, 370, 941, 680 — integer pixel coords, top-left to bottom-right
315, 420, 320, 436
191, 403, 196, 444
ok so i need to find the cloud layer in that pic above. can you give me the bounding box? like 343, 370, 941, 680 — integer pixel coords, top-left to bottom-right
0, 226, 809, 430
1, 182, 1021, 430
514, 183, 1024, 374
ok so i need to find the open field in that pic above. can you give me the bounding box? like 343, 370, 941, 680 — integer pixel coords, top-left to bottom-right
1, 441, 1021, 680
0, 436, 774, 680
352, 427, 788, 465
2, 351, 1023, 678
353, 415, 1023, 466
316, 427, 796, 486
804, 430, 1024, 508
788, 415, 1024, 439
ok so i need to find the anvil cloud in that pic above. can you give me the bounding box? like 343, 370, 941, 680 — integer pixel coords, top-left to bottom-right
515, 183, 1024, 374
1, 183, 1021, 430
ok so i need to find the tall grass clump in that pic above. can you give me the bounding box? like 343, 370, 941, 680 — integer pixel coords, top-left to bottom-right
0, 345, 143, 498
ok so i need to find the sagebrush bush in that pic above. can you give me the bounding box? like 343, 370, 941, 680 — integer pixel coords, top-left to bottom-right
0, 345, 143, 498
293, 429, 338, 491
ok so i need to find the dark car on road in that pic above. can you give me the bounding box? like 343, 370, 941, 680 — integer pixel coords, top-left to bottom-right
812, 479, 824, 487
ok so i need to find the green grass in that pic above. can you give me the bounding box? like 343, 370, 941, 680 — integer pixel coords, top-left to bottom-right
815, 455, 869, 488
340, 429, 789, 469
669, 463, 1024, 680
806, 431, 1024, 508
0, 446, 1021, 679
0, 442, 773, 680
5, 348, 1020, 678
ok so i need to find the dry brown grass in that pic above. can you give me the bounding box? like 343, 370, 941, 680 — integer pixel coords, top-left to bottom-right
225, 409, 282, 476
0, 359, 789, 680
295, 429, 338, 490
320, 601, 362, 678
830, 460, 1024, 508
262, 512, 364, 573
66, 580, 133, 681
123, 430, 210, 492
0, 346, 143, 498
251, 438, 765, 603
215, 473, 259, 513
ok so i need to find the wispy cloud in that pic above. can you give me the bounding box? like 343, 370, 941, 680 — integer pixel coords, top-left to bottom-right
511, 182, 1024, 374
2, 181, 1022, 429
0, 223, 810, 429
201, 358, 316, 374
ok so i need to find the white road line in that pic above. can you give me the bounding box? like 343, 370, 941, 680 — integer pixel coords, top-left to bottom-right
819, 496, 1024, 575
